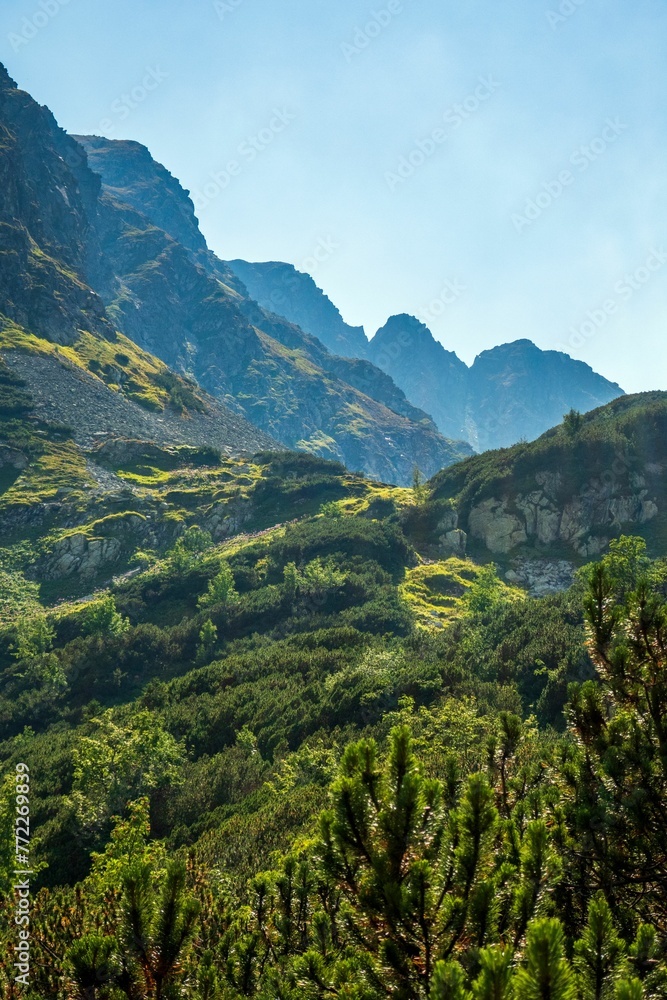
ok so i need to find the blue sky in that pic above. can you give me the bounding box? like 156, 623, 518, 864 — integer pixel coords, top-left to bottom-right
1, 0, 666, 392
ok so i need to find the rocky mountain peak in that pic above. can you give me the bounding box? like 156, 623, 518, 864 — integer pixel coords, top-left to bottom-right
74, 134, 208, 256
227, 259, 370, 359
371, 314, 466, 364
467, 340, 624, 450
0, 62, 17, 91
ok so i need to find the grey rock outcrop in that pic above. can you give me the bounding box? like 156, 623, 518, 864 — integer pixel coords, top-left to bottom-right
467, 470, 659, 558
434, 508, 468, 557
505, 559, 576, 596
41, 531, 125, 580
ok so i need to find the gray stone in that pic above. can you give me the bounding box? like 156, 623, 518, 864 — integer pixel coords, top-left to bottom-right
469, 499, 527, 554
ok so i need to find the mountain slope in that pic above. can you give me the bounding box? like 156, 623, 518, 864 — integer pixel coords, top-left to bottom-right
467, 338, 625, 451
85, 191, 468, 479
0, 323, 275, 454
222, 251, 625, 451
71, 131, 470, 482
227, 258, 370, 359
423, 391, 667, 567
0, 64, 272, 464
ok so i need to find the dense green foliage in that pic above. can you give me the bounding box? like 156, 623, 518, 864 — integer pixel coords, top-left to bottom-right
1, 391, 666, 998
0, 512, 665, 997
428, 392, 667, 554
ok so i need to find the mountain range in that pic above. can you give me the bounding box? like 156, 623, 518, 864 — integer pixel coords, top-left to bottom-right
0, 60, 624, 486
230, 263, 624, 450
0, 63, 468, 485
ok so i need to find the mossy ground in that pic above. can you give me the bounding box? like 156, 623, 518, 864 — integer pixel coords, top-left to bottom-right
400, 557, 523, 630
0, 318, 206, 414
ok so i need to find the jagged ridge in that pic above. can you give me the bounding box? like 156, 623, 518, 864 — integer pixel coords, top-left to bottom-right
225, 264, 625, 451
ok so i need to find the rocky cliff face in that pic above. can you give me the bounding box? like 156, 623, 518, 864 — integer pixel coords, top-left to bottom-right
227, 260, 370, 360
74, 135, 208, 256
466, 471, 659, 558
225, 261, 625, 452
0, 66, 113, 345
428, 392, 667, 576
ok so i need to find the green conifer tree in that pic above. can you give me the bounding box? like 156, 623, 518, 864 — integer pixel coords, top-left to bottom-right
196, 618, 218, 664
472, 946, 513, 1000
573, 893, 626, 1000
318, 727, 499, 998
513, 918, 576, 1000
120, 859, 200, 999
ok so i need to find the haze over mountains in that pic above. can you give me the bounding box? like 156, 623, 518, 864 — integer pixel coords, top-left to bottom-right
230, 262, 624, 451
0, 60, 624, 487
0, 62, 472, 485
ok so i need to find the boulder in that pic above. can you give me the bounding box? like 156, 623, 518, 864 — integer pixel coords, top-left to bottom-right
469, 499, 527, 554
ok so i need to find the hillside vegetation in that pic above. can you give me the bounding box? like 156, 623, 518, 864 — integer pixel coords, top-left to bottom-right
1, 57, 666, 1000
0, 462, 666, 996
425, 392, 667, 563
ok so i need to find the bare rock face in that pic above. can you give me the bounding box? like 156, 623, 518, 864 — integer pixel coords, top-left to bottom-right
433, 508, 468, 557
203, 495, 254, 541
0, 445, 27, 470
467, 476, 659, 558
227, 259, 370, 360
42, 532, 124, 580
442, 529, 468, 557
0, 65, 115, 345
428, 393, 667, 580
469, 500, 527, 555
505, 559, 576, 597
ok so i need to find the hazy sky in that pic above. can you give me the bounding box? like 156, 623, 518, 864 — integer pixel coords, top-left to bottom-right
1, 0, 666, 392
